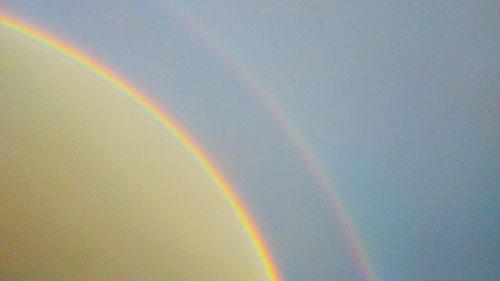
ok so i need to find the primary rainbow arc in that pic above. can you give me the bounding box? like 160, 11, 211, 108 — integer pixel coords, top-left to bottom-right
0, 13, 281, 281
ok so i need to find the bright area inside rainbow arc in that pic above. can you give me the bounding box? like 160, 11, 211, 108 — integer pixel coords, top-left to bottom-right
0, 27, 269, 281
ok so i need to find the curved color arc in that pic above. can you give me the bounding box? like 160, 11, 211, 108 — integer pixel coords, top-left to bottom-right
0, 13, 281, 281
163, 3, 377, 281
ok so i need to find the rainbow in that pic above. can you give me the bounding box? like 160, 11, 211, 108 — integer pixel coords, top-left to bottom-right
0, 13, 282, 281
163, 3, 377, 281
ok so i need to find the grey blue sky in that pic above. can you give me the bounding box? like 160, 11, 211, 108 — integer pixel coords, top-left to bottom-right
2, 1, 498, 280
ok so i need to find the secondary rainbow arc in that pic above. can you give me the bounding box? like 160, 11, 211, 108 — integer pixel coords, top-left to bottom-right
163, 4, 377, 281
0, 13, 281, 281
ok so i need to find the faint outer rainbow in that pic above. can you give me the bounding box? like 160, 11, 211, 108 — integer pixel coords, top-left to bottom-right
163, 3, 377, 281
0, 13, 281, 281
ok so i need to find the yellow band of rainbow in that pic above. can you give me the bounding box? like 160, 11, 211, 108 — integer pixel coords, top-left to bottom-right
0, 13, 281, 281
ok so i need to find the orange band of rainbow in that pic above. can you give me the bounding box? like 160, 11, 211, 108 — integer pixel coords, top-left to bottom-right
0, 13, 281, 281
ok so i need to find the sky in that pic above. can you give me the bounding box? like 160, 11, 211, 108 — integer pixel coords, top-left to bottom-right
1, 1, 498, 280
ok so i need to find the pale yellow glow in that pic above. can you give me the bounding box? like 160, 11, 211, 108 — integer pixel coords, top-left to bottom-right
0, 26, 270, 280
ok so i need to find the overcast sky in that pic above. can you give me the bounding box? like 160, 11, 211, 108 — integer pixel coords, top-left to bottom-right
2, 1, 498, 280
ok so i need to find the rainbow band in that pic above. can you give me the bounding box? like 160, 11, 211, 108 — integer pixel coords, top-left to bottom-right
0, 14, 281, 281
